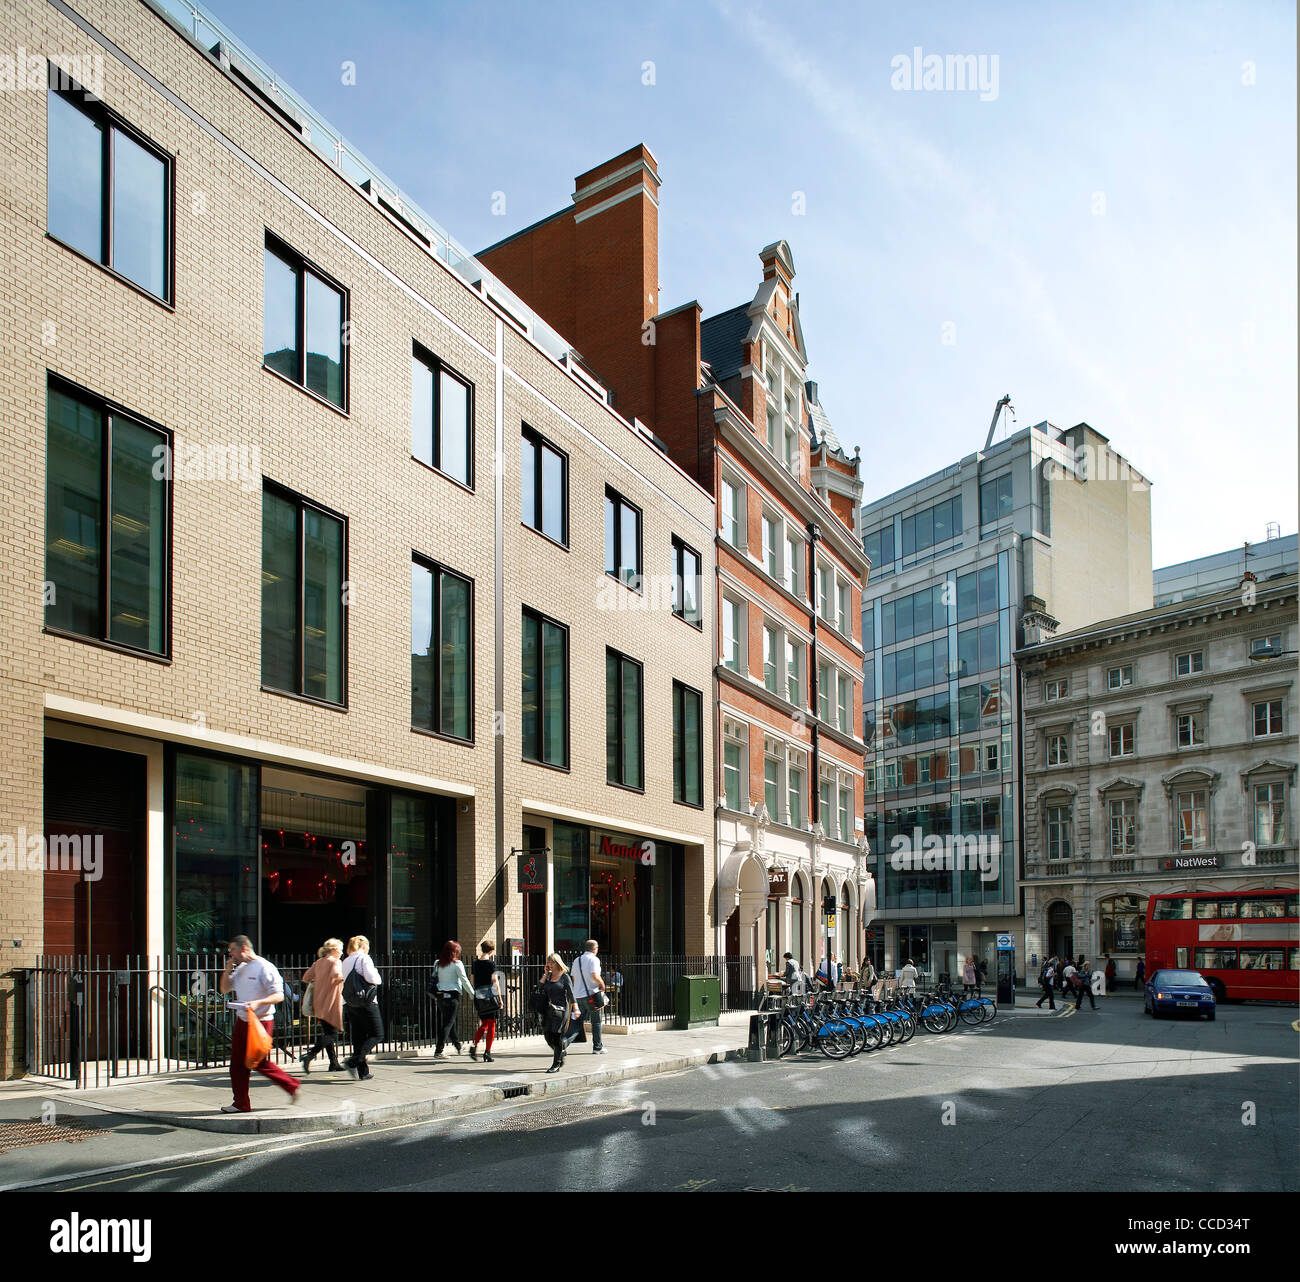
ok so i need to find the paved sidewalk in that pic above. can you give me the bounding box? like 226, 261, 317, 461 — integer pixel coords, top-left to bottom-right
2, 1016, 755, 1136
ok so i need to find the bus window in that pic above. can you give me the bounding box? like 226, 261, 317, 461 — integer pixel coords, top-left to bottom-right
1194, 948, 1237, 969
1218, 899, 1239, 918
1285, 894, 1299, 918
1240, 948, 1286, 970
1175, 947, 1189, 968
1241, 898, 1287, 919
1289, 949, 1298, 971
1154, 899, 1193, 920
1193, 900, 1221, 919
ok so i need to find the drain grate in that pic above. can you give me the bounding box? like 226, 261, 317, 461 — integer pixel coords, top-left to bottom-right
500, 1085, 532, 1099
494, 1102, 630, 1134
0, 1117, 104, 1153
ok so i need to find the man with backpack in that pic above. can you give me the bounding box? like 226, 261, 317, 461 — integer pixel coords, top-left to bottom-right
1036, 955, 1057, 1009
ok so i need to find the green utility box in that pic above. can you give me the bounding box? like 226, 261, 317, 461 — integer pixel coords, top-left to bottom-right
675, 974, 721, 1029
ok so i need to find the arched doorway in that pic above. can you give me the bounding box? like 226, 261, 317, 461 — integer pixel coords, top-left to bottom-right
721, 849, 770, 992
790, 872, 806, 971
1047, 901, 1074, 962
839, 879, 856, 970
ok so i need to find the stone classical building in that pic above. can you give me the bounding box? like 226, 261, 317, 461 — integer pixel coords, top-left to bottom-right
1017, 571, 1298, 982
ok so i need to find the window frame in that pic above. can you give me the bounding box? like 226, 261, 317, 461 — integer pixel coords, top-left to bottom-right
1108, 722, 1135, 758
1174, 649, 1204, 678
411, 341, 474, 490
1044, 678, 1068, 701
1045, 732, 1070, 766
1253, 781, 1286, 847
521, 425, 569, 548
46, 77, 175, 306
606, 646, 645, 792
1045, 803, 1073, 860
671, 536, 703, 629
260, 479, 349, 708
1253, 698, 1284, 738
43, 374, 173, 660
672, 680, 704, 808
1175, 709, 1206, 748
521, 605, 570, 770
720, 473, 746, 549
1176, 788, 1209, 851
605, 487, 643, 591
1108, 796, 1137, 856
410, 553, 474, 743
262, 231, 350, 412
1107, 664, 1133, 690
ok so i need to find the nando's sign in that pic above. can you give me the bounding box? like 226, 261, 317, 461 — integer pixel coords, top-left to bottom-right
599, 833, 656, 866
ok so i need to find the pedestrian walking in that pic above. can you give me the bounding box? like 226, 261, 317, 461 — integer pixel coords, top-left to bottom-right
857, 959, 878, 991
1075, 958, 1097, 1010
468, 941, 502, 1063
1035, 956, 1057, 1009
341, 935, 383, 1081
569, 939, 609, 1055
976, 957, 988, 991
962, 956, 978, 996
536, 952, 579, 1074
431, 940, 475, 1057
898, 958, 918, 993
781, 950, 805, 995
1061, 958, 1079, 1001
1134, 958, 1146, 989
218, 934, 299, 1113
1104, 954, 1117, 993
300, 938, 345, 1073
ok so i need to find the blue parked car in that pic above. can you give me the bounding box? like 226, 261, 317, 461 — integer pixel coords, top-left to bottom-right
1144, 969, 1216, 1020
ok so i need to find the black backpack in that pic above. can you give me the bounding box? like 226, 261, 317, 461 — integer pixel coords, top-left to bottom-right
343, 962, 377, 1008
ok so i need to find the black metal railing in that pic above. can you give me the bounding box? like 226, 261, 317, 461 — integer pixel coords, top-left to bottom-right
18, 952, 757, 1087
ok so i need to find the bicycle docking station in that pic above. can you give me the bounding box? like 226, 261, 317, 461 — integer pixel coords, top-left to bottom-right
749, 992, 785, 1062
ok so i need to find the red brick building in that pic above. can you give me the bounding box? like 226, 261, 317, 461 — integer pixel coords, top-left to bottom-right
481, 145, 872, 977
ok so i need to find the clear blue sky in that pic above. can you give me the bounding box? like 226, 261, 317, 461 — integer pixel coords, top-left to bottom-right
204, 0, 1297, 566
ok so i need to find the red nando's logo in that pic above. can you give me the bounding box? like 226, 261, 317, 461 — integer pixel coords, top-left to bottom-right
599, 834, 656, 866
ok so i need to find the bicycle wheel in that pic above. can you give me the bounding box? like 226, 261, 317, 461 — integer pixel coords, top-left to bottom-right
817, 1027, 855, 1060
897, 1015, 916, 1043
959, 1002, 983, 1026
864, 1018, 885, 1050
980, 1000, 997, 1023
779, 1019, 795, 1057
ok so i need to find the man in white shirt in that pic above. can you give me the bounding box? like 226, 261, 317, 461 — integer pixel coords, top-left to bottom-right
218, 935, 299, 1113
569, 940, 608, 1055
899, 959, 919, 992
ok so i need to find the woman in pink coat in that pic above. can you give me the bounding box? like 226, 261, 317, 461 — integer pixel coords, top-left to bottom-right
300, 938, 346, 1072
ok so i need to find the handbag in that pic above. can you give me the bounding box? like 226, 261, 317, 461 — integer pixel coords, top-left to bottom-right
243, 1011, 272, 1067
301, 980, 315, 1019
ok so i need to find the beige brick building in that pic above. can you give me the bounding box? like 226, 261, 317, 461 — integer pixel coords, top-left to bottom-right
0, 0, 715, 1075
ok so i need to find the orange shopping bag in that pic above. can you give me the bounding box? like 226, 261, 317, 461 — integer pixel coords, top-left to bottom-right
243, 1009, 272, 1068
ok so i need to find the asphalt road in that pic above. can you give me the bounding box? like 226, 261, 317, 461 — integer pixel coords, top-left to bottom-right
9, 997, 1296, 1195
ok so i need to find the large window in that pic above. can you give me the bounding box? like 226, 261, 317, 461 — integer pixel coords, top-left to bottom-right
45, 380, 169, 655
1176, 789, 1208, 850
723, 721, 747, 811
261, 485, 346, 704
1176, 710, 1205, 747
411, 345, 472, 487
673, 682, 703, 806
606, 649, 644, 790
786, 637, 805, 707
863, 524, 895, 573
1254, 782, 1286, 846
522, 608, 568, 768
720, 476, 744, 548
1045, 804, 1072, 860
979, 472, 1013, 525
763, 625, 779, 692
263, 234, 346, 408
956, 565, 999, 622
901, 495, 961, 558
762, 512, 780, 579
1253, 699, 1283, 738
1109, 723, 1135, 758
48, 84, 171, 301
722, 595, 744, 671
788, 755, 805, 829
883, 583, 949, 644
1109, 797, 1136, 855
764, 752, 780, 818
785, 532, 803, 597
411, 557, 472, 740
672, 537, 701, 628
605, 488, 642, 588
1099, 893, 1146, 955
521, 426, 567, 545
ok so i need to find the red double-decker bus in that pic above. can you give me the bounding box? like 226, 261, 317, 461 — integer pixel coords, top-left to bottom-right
1146, 889, 1298, 1003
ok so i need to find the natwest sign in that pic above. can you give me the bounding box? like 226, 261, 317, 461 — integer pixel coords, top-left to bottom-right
600, 833, 655, 866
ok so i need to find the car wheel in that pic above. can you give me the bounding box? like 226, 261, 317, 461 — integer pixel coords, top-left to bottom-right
1206, 978, 1226, 1004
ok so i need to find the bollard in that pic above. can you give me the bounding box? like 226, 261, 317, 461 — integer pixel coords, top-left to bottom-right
747, 1013, 766, 1062
68, 971, 83, 1085
765, 1011, 781, 1059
